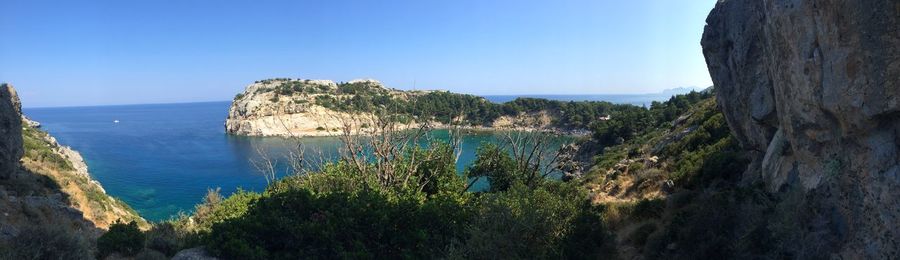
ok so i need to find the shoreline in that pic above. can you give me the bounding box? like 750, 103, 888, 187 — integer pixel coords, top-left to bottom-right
224, 122, 591, 139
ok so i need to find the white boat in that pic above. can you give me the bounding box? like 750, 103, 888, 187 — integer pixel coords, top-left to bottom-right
113, 120, 120, 123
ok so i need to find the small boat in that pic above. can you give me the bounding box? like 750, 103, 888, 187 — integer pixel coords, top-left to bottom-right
113, 120, 120, 123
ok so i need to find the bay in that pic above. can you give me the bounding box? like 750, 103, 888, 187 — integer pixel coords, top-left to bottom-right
24, 101, 570, 221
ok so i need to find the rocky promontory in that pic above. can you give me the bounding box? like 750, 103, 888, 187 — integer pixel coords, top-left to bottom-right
702, 0, 899, 257
225, 78, 558, 137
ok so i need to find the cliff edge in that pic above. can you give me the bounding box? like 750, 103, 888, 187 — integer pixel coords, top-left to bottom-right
702, 0, 899, 257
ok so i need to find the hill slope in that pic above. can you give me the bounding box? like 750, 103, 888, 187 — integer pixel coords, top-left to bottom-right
0, 84, 146, 258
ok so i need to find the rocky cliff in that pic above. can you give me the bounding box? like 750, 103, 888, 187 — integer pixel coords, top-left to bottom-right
0, 84, 22, 179
226, 79, 391, 137
702, 0, 899, 257
0, 84, 146, 253
226, 78, 556, 137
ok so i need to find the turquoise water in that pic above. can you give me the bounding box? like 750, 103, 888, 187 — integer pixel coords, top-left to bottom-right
24, 102, 570, 221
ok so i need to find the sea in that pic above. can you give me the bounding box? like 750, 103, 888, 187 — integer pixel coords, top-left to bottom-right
23, 93, 681, 221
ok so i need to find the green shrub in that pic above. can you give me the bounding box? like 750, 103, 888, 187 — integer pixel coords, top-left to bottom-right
97, 220, 146, 258
206, 188, 470, 259
191, 188, 259, 232
144, 223, 185, 257
0, 225, 93, 260
465, 143, 518, 192
455, 183, 615, 259
631, 198, 665, 220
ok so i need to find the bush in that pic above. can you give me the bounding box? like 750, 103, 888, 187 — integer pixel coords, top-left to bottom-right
631, 198, 665, 220
144, 223, 185, 257
465, 143, 518, 192
206, 188, 470, 259
98, 220, 146, 258
0, 225, 93, 260
455, 183, 615, 259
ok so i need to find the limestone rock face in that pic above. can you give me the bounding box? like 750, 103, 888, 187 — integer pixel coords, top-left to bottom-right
702, 0, 900, 257
0, 83, 23, 179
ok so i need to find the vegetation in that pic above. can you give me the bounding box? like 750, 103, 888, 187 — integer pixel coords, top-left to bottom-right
90, 87, 816, 258
123, 113, 616, 259
22, 124, 74, 171
250, 78, 693, 129
0, 225, 94, 260
19, 123, 148, 226
97, 221, 146, 258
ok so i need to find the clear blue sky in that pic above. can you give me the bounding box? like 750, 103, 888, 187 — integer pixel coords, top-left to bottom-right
1, 0, 716, 108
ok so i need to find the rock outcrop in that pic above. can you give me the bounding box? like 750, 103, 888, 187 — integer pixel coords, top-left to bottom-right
226, 79, 411, 137
702, 0, 899, 258
0, 83, 22, 179
226, 78, 558, 137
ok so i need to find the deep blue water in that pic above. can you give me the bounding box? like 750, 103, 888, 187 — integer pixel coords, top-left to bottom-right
24, 101, 570, 221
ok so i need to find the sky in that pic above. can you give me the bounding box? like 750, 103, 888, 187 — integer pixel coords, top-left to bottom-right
1, 0, 717, 108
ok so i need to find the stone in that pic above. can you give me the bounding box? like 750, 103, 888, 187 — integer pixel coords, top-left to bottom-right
0, 83, 23, 179
702, 0, 900, 258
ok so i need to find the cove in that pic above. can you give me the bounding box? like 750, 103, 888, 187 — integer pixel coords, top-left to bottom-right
24, 101, 572, 221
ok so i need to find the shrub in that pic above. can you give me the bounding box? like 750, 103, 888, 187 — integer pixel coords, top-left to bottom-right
455, 183, 614, 259
0, 225, 93, 260
465, 143, 518, 192
191, 188, 259, 232
627, 222, 658, 247
144, 223, 185, 257
206, 188, 470, 259
97, 220, 146, 258
631, 198, 665, 220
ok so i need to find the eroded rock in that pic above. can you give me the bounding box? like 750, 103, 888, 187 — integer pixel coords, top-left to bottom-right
702, 0, 900, 258
0, 83, 23, 179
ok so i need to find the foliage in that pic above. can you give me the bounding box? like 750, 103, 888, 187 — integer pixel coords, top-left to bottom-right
202, 158, 472, 259
0, 225, 93, 260
22, 125, 74, 171
590, 90, 714, 148
455, 182, 615, 259
159, 133, 615, 259
465, 143, 518, 192
98, 220, 146, 257
190, 188, 260, 232
249, 78, 665, 129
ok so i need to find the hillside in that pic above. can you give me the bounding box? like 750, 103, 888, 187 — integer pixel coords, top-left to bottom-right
225, 78, 634, 137
0, 84, 147, 258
